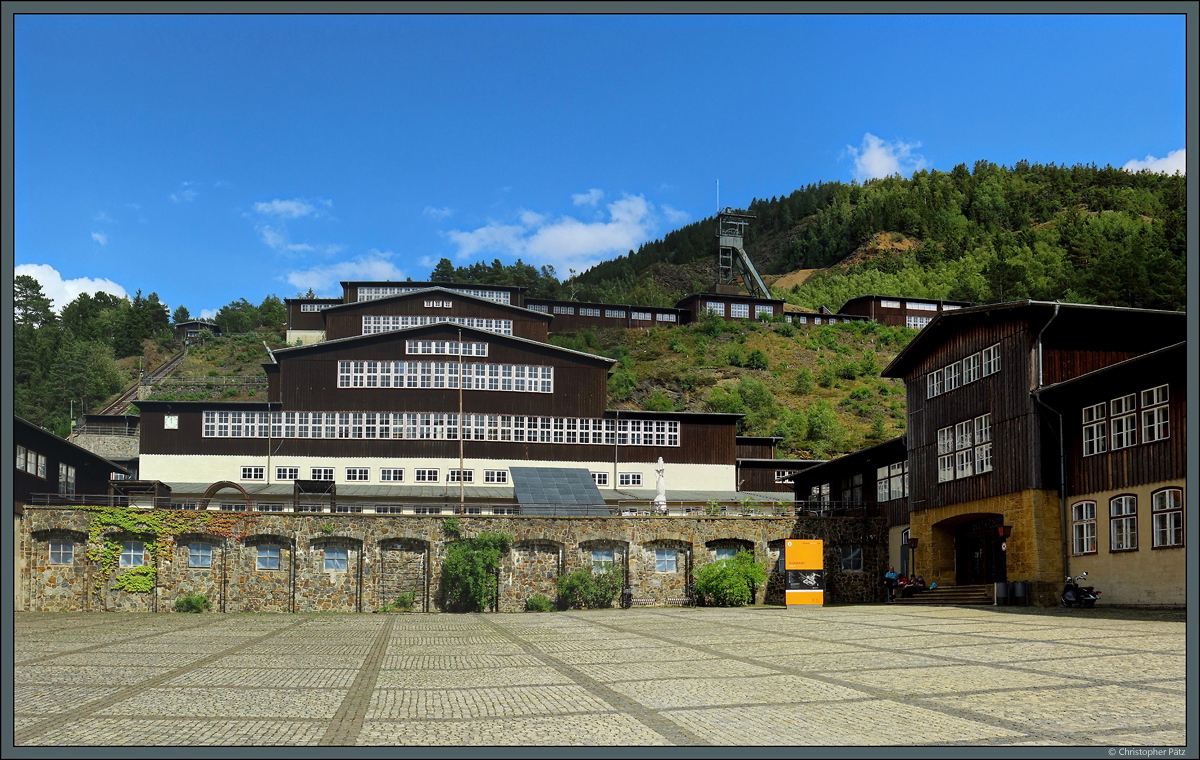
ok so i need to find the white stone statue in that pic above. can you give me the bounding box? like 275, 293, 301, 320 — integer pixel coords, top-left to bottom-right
653, 456, 667, 513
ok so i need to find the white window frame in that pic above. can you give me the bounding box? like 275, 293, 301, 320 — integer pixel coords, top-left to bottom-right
1082, 403, 1107, 457
880, 299, 901, 309
447, 469, 474, 484
1141, 385, 1169, 444
379, 468, 404, 482
1151, 488, 1183, 548
618, 472, 642, 487
705, 301, 725, 316
49, 539, 73, 565
310, 468, 334, 481
257, 544, 280, 570
275, 466, 299, 481
591, 472, 609, 486
1109, 495, 1138, 552
345, 467, 370, 482
1110, 394, 1137, 450
241, 466, 264, 481
591, 548, 614, 573
730, 303, 750, 319
324, 546, 348, 572
1071, 501, 1097, 555
415, 468, 439, 483
120, 541, 145, 568
981, 343, 1001, 376
189, 542, 213, 568
483, 469, 508, 484
961, 353, 981, 385
654, 548, 677, 573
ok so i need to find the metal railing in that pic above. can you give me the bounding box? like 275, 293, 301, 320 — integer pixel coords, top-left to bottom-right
26, 494, 825, 518
69, 425, 140, 437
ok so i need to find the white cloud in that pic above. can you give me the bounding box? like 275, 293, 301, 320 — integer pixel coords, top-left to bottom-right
199, 308, 216, 319
572, 188, 604, 207
93, 211, 115, 223
254, 198, 319, 218
662, 205, 690, 225
418, 255, 439, 270
15, 263, 128, 313
423, 206, 454, 220
447, 193, 658, 273
284, 250, 406, 294
845, 133, 927, 181
170, 181, 198, 203
91, 231, 108, 246
1122, 148, 1185, 175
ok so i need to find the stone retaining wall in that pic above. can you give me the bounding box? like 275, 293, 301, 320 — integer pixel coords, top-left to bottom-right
17, 508, 887, 612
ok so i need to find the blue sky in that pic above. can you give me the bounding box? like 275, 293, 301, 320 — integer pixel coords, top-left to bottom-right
14, 13, 1187, 319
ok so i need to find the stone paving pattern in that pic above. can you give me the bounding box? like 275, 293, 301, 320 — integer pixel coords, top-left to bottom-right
13, 606, 1186, 747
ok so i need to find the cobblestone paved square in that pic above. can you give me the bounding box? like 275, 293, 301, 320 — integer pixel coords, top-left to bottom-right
12, 606, 1187, 748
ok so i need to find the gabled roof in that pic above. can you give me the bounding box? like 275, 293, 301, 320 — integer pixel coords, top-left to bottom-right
321, 286, 550, 319
1037, 341, 1186, 396
839, 294, 974, 309
15, 417, 131, 475
269, 322, 616, 365
881, 300, 1186, 379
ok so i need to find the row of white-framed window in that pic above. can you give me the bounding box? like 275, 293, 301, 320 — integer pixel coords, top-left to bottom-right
1082, 385, 1169, 456
405, 340, 488, 356
927, 344, 1001, 399
16, 445, 48, 480
337, 360, 553, 392
361, 315, 513, 336
245, 465, 509, 485
1071, 488, 1184, 554
937, 414, 993, 483
202, 411, 681, 446
356, 286, 511, 305
531, 305, 679, 323
705, 302, 774, 319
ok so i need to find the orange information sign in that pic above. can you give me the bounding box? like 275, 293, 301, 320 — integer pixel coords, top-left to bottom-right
784, 539, 824, 607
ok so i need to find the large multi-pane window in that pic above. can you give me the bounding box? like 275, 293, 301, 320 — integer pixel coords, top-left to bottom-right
241, 466, 264, 480
654, 548, 677, 573
415, 469, 439, 483
961, 353, 981, 385
356, 285, 511, 305
705, 302, 725, 316
188, 542, 212, 568
310, 468, 334, 481
927, 368, 944, 399
379, 468, 404, 482
754, 304, 773, 319
906, 316, 932, 329
447, 469, 474, 483
939, 414, 992, 481
730, 303, 750, 319
483, 470, 508, 484
345, 468, 369, 482
591, 472, 609, 486
1082, 403, 1107, 457
49, 539, 73, 565
619, 473, 642, 487
1109, 495, 1137, 551
1151, 488, 1183, 548
361, 315, 513, 336
1071, 501, 1097, 555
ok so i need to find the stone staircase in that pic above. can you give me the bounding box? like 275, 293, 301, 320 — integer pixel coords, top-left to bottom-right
893, 584, 995, 606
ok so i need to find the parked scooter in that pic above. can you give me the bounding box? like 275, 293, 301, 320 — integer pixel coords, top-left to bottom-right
1061, 572, 1101, 608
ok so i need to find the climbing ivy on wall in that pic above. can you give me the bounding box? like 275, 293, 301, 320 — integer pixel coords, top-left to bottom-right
79, 506, 253, 592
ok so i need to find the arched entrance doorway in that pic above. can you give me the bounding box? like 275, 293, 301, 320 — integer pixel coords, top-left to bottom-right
933, 513, 1007, 585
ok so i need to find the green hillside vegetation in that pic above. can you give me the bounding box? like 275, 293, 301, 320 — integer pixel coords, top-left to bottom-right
549, 315, 916, 460
568, 162, 1186, 312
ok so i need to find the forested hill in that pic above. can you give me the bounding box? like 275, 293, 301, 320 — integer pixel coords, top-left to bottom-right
566, 161, 1187, 312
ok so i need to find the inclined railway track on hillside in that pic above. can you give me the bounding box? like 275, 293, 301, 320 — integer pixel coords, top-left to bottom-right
97, 348, 188, 415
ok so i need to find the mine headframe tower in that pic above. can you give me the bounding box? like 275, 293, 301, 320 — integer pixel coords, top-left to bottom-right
715, 207, 770, 300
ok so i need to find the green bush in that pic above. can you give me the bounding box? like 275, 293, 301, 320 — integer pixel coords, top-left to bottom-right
722, 346, 745, 367
524, 594, 554, 612
643, 390, 674, 412
174, 592, 210, 613
556, 567, 623, 609
608, 368, 637, 401
693, 551, 766, 607
745, 349, 769, 370
378, 591, 416, 613
793, 367, 814, 394
441, 531, 511, 612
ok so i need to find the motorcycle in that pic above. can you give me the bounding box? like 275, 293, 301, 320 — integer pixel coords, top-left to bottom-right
1061, 571, 1101, 608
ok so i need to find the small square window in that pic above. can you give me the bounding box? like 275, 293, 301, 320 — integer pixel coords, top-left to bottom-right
655, 548, 677, 573
49, 539, 73, 565
257, 544, 280, 570
324, 546, 348, 572
189, 542, 212, 568
164, 415, 179, 429
120, 541, 145, 568
840, 547, 863, 572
